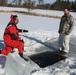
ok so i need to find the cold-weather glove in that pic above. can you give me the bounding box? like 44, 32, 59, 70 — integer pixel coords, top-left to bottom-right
19, 53, 23, 57
19, 39, 24, 43
19, 53, 28, 61
23, 30, 28, 33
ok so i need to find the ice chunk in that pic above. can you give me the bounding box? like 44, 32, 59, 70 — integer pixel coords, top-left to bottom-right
4, 52, 40, 75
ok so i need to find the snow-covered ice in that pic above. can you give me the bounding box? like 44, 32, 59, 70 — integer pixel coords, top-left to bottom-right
0, 7, 76, 18
0, 7, 76, 75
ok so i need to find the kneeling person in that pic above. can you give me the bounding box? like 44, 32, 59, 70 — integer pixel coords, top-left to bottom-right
0, 15, 28, 57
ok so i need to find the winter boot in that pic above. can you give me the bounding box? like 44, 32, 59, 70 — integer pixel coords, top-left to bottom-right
19, 53, 28, 61
0, 50, 1, 54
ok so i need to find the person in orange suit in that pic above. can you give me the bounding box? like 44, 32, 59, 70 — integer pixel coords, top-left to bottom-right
0, 15, 28, 57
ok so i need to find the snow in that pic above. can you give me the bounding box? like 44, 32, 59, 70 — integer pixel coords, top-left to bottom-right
0, 7, 28, 12
0, 7, 76, 18
0, 7, 76, 75
31, 9, 76, 19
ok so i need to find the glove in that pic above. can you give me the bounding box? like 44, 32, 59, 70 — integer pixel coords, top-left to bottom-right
19, 53, 23, 57
19, 53, 28, 61
23, 30, 28, 33
19, 39, 24, 43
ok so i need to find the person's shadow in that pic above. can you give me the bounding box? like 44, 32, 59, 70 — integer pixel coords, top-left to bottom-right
22, 35, 76, 57
22, 35, 58, 52
0, 40, 6, 68
0, 55, 7, 68
0, 40, 5, 49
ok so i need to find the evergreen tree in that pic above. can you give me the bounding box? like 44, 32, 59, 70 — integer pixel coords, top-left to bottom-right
51, 0, 71, 10
72, 0, 76, 11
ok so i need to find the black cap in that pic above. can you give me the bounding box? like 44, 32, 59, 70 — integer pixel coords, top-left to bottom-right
13, 15, 18, 20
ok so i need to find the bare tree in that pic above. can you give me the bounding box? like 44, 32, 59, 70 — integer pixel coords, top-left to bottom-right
11, 0, 22, 6
38, 0, 44, 5
0, 0, 7, 6
26, 0, 31, 12
18, 0, 22, 6
24, 0, 34, 12
11, 0, 17, 5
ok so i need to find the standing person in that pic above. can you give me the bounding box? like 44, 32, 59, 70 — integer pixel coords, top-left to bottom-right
58, 8, 74, 55
0, 14, 28, 57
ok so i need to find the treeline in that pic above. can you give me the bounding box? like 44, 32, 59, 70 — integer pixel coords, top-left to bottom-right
51, 0, 76, 11
0, 0, 76, 12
